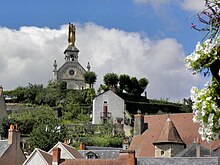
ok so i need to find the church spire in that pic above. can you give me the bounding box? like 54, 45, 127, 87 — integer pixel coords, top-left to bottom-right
87, 62, 91, 71
64, 23, 79, 62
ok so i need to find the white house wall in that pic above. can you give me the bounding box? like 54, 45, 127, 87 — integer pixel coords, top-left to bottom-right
92, 90, 124, 124
24, 151, 48, 165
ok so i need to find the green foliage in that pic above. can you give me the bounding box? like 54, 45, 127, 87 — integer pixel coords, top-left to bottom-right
83, 71, 97, 88
3, 107, 68, 151
119, 74, 131, 92
79, 135, 123, 147
180, 98, 193, 113
28, 117, 67, 151
2, 107, 56, 136
72, 122, 124, 147
35, 82, 62, 107
103, 73, 119, 88
103, 73, 149, 96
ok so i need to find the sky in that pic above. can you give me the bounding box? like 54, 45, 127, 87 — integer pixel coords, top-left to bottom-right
0, 0, 209, 100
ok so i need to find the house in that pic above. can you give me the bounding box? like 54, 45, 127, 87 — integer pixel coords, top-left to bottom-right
129, 113, 220, 158
25, 141, 136, 165
78, 143, 121, 159
22, 148, 52, 165
48, 142, 83, 159
56, 148, 136, 165
92, 90, 125, 125
0, 124, 26, 165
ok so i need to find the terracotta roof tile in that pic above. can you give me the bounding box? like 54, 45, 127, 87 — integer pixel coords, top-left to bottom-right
129, 113, 220, 157
154, 118, 185, 144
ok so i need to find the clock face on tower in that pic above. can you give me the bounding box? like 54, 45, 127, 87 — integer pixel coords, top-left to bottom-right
68, 69, 75, 76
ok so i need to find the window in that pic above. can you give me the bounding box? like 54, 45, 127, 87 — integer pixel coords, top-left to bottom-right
161, 150, 164, 155
103, 95, 108, 103
86, 152, 98, 159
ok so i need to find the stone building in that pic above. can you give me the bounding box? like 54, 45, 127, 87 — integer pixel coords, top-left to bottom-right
153, 118, 186, 157
53, 23, 90, 89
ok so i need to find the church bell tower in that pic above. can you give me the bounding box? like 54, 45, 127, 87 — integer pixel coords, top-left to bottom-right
53, 23, 89, 89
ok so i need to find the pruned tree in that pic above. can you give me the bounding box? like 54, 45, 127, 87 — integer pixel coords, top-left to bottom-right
83, 71, 97, 88
103, 73, 119, 88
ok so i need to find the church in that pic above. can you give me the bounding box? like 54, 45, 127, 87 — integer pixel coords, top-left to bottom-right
52, 23, 90, 89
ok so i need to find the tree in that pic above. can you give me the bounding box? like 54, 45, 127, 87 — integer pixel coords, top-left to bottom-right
119, 74, 131, 93
28, 117, 67, 151
186, 0, 220, 141
130, 77, 139, 95
103, 73, 119, 88
138, 77, 149, 94
83, 71, 97, 88
35, 82, 61, 107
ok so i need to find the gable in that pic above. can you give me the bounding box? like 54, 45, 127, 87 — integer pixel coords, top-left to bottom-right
49, 142, 83, 159
23, 150, 49, 165
94, 90, 124, 103
57, 61, 86, 80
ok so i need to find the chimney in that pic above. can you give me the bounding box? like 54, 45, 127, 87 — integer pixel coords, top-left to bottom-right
52, 147, 61, 165
64, 138, 68, 144
196, 137, 201, 157
8, 124, 20, 149
79, 142, 85, 150
133, 110, 146, 136
119, 150, 136, 165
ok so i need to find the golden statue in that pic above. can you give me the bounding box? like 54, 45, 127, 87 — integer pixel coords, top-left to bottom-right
68, 23, 76, 46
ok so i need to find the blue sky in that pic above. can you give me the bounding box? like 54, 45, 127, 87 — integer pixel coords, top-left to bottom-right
0, 0, 208, 100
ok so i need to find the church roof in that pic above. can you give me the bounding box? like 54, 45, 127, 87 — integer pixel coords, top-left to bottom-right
64, 45, 79, 54
153, 118, 185, 145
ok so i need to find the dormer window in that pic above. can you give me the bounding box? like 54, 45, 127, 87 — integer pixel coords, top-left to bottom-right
85, 151, 98, 159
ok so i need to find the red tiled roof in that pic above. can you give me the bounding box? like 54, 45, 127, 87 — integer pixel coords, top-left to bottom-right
129, 113, 220, 157
154, 118, 185, 145
60, 150, 135, 165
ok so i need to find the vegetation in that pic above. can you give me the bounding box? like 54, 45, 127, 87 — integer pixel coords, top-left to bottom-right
83, 71, 97, 88
187, 0, 220, 141
2, 70, 192, 150
101, 73, 149, 96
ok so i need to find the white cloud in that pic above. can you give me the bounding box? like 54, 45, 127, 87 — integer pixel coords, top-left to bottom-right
134, 0, 205, 12
181, 0, 205, 12
0, 23, 204, 99
134, 0, 171, 6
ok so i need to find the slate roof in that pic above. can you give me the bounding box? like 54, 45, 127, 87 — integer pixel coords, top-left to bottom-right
0, 140, 10, 157
79, 150, 120, 159
85, 146, 122, 151
174, 143, 211, 157
153, 118, 185, 145
137, 157, 218, 165
129, 113, 220, 157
